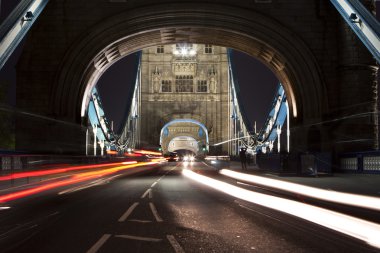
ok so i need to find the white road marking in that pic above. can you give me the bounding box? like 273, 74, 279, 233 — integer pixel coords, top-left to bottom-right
151, 182, 158, 188
86, 234, 111, 253
167, 235, 185, 253
115, 234, 162, 242
141, 188, 151, 199
149, 202, 163, 222
149, 189, 153, 199
118, 202, 139, 222
202, 161, 213, 168
237, 181, 251, 187
58, 179, 106, 195
128, 219, 152, 223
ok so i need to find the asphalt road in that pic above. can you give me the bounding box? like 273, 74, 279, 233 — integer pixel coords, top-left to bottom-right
0, 162, 378, 253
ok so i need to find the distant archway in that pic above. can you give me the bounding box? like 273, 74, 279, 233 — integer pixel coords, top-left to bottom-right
160, 119, 208, 155
168, 136, 199, 154
160, 119, 209, 145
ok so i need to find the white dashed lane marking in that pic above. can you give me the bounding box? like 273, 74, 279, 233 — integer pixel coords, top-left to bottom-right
141, 188, 152, 199
118, 202, 139, 222
167, 235, 186, 253
149, 202, 163, 222
115, 234, 162, 242
129, 219, 152, 223
86, 234, 111, 253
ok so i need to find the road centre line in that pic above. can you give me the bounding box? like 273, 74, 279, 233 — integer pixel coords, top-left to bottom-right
141, 188, 151, 199
58, 178, 107, 195
149, 202, 163, 222
149, 188, 153, 198
167, 235, 186, 253
115, 234, 162, 242
86, 234, 111, 253
151, 182, 157, 188
129, 219, 152, 223
118, 202, 139, 222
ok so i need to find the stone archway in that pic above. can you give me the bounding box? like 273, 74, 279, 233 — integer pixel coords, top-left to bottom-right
42, 4, 328, 125
16, 1, 377, 154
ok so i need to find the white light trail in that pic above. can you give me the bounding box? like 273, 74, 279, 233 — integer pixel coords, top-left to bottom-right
183, 169, 380, 248
213, 135, 252, 146
220, 169, 380, 211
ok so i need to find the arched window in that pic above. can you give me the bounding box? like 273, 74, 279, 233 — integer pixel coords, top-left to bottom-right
175, 75, 193, 92
197, 80, 208, 92
161, 80, 172, 92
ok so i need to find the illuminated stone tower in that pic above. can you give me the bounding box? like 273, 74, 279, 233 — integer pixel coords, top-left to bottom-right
139, 44, 231, 155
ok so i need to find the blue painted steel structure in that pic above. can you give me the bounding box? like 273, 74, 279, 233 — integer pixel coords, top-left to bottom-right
0, 0, 50, 70
330, 0, 380, 63
227, 50, 256, 155
255, 84, 288, 153
87, 87, 116, 150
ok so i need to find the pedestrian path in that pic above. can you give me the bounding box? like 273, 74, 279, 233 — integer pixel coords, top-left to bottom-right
227, 161, 380, 197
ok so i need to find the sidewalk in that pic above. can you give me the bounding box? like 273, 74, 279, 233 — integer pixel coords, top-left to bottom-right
227, 161, 380, 197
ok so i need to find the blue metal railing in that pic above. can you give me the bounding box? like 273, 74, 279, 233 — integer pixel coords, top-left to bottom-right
0, 0, 50, 70
330, 0, 380, 63
256, 84, 288, 152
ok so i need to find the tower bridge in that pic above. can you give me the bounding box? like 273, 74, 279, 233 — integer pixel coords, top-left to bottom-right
0, 0, 375, 158
1, 1, 380, 251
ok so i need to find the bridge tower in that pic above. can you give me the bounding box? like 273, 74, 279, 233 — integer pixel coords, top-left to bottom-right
139, 44, 231, 155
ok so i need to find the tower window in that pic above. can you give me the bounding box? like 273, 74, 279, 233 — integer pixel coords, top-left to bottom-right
197, 80, 208, 92
204, 44, 213, 54
156, 45, 164, 54
175, 75, 193, 92
161, 80, 172, 92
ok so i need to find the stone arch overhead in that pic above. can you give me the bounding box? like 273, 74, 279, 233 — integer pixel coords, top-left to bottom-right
53, 3, 327, 124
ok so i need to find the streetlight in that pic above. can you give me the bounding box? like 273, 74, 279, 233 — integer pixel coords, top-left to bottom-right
93, 124, 97, 156
276, 125, 282, 153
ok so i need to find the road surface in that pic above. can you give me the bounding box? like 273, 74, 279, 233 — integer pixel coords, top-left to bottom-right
0, 161, 377, 252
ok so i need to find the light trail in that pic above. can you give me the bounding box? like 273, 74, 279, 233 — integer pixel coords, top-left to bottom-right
220, 169, 380, 211
0, 161, 155, 203
0, 161, 130, 181
213, 136, 252, 146
133, 149, 162, 156
183, 169, 380, 248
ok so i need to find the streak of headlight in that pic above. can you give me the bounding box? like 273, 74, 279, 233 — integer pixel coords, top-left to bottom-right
220, 169, 380, 211
150, 157, 167, 163
134, 149, 162, 156
183, 169, 380, 248
0, 161, 129, 181
0, 161, 155, 203
213, 136, 251, 146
